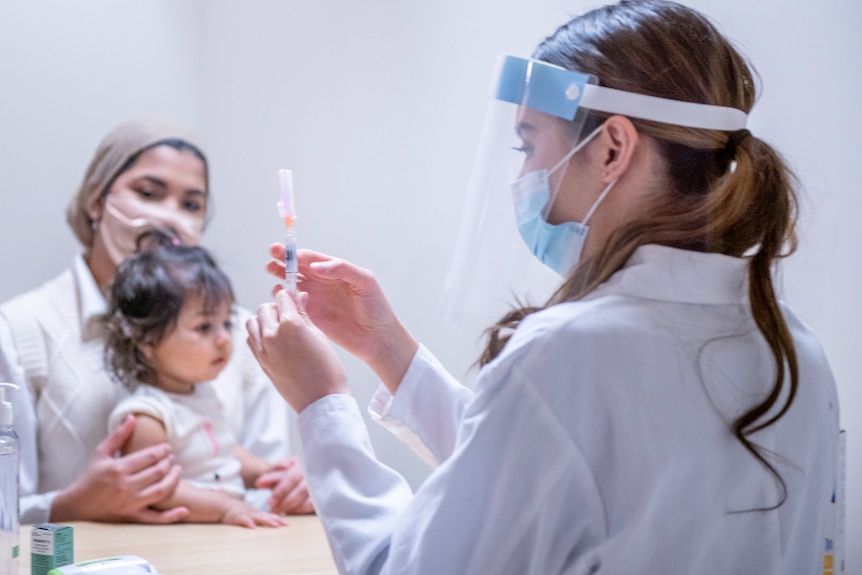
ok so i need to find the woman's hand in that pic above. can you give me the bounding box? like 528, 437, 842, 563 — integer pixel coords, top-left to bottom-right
265, 245, 418, 391
246, 289, 349, 414
255, 457, 314, 515
50, 415, 189, 523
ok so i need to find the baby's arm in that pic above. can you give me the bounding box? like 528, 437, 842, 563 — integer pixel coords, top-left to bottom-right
122, 415, 287, 528
234, 445, 271, 488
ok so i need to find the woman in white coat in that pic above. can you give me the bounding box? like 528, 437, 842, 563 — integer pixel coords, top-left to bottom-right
247, 0, 840, 572
0, 118, 312, 524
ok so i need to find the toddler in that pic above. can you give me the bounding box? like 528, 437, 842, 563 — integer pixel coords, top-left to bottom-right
103, 235, 288, 528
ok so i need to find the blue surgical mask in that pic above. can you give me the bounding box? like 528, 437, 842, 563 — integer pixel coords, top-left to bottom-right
510, 125, 614, 275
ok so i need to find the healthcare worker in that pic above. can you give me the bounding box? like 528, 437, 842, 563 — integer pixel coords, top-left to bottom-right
0, 118, 312, 523
246, 0, 840, 572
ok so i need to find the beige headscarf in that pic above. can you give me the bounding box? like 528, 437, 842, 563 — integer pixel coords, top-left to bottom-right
66, 117, 208, 248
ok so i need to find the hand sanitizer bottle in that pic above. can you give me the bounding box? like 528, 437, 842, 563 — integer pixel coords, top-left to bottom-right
0, 382, 20, 575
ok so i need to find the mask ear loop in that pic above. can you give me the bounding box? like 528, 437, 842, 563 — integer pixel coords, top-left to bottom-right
548, 123, 606, 176
581, 180, 616, 226
545, 122, 609, 224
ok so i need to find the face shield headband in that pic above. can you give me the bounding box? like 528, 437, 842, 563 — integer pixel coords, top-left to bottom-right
437, 55, 749, 330
490, 55, 747, 131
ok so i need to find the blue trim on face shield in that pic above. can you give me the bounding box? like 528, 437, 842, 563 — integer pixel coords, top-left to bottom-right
492, 55, 591, 120
491, 54, 749, 131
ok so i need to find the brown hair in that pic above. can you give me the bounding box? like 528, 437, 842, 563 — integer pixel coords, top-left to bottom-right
102, 231, 233, 390
481, 0, 799, 509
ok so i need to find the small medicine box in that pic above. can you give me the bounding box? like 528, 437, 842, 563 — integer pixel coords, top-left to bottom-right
31, 523, 74, 575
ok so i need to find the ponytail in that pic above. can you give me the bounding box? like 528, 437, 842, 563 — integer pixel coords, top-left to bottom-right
715, 133, 800, 509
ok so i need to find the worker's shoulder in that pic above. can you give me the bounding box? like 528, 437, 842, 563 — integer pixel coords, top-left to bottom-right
520, 293, 659, 341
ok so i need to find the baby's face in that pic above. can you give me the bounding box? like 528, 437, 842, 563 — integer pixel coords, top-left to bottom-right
146, 294, 233, 393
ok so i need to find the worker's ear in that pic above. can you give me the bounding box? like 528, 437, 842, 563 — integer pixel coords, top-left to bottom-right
599, 115, 639, 184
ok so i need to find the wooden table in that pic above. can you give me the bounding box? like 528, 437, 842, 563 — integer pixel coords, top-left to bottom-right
19, 517, 337, 575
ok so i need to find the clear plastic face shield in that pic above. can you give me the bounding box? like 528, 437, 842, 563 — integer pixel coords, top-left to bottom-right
438, 55, 748, 330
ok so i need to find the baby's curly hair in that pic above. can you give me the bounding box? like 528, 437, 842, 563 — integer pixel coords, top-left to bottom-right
102, 230, 234, 390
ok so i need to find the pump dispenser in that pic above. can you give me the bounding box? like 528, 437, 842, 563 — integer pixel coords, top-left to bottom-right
0, 382, 20, 575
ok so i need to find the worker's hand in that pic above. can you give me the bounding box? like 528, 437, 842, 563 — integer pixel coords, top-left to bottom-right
265, 245, 418, 392
50, 415, 190, 523
247, 288, 349, 414
255, 457, 314, 515
221, 499, 288, 529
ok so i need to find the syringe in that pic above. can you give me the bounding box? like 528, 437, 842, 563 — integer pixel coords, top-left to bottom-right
277, 169, 298, 295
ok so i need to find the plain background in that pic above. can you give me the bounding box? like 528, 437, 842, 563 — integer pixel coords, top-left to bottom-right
1, 0, 859, 569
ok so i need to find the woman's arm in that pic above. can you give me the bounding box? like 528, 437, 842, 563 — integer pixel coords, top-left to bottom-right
266, 248, 482, 463
228, 311, 293, 462
123, 415, 286, 528
0, 317, 186, 524
248, 290, 602, 572
50, 415, 187, 523
267, 246, 419, 394
298, 380, 602, 575
263, 248, 474, 465
368, 345, 474, 467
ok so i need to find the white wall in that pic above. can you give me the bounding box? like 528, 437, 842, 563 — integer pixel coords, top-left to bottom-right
1, 0, 859, 569
0, 0, 202, 296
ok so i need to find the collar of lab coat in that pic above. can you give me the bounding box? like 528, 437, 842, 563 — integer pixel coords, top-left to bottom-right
72, 253, 108, 340
593, 244, 750, 305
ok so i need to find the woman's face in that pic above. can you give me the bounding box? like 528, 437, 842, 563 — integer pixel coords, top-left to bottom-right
514, 108, 601, 225
88, 145, 208, 278
104, 144, 207, 235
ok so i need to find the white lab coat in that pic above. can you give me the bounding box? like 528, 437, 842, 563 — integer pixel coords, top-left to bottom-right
298, 245, 839, 574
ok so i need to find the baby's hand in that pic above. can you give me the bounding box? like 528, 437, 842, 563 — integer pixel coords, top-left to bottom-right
221, 500, 288, 529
